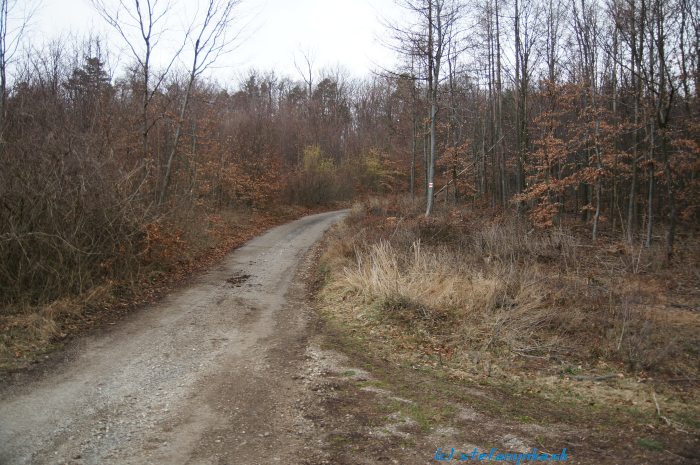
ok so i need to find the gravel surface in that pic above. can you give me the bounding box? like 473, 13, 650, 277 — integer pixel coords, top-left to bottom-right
0, 210, 348, 465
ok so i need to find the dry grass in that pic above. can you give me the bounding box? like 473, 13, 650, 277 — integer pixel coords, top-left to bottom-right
0, 283, 114, 366
333, 240, 563, 356
317, 196, 700, 434
319, 196, 700, 379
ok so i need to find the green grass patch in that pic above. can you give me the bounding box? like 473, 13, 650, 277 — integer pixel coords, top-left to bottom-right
636, 437, 663, 451
328, 433, 352, 445
356, 379, 388, 389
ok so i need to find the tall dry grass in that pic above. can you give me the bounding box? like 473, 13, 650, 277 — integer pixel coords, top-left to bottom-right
319, 197, 699, 377
331, 236, 569, 358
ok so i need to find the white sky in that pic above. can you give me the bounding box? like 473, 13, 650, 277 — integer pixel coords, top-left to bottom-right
30, 0, 405, 83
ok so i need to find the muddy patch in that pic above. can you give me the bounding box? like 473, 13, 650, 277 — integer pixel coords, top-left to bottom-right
226, 273, 251, 287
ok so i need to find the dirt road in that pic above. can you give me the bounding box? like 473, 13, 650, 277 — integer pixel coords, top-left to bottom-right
0, 210, 348, 465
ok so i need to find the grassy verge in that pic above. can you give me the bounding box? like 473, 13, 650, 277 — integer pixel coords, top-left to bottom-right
313, 196, 699, 462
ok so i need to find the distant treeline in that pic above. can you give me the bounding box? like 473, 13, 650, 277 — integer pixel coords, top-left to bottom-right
0, 0, 698, 307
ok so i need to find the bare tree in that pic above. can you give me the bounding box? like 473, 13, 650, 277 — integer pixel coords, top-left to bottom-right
617, 0, 646, 244
386, 0, 463, 216
477, 0, 506, 207
91, 0, 184, 184
293, 48, 315, 100
0, 0, 35, 135
571, 0, 603, 240
512, 0, 541, 203
159, 0, 242, 204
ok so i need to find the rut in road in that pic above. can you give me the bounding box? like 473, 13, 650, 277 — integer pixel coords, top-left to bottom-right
0, 210, 348, 465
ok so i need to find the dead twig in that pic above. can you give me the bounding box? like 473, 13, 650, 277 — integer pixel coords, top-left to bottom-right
652, 390, 688, 434
389, 217, 404, 240
653, 390, 672, 427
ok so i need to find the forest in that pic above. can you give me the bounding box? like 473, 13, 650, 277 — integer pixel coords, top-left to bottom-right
0, 0, 698, 462
0, 0, 697, 365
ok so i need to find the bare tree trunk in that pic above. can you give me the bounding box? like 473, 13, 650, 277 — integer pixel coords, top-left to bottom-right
411, 116, 417, 200
514, 0, 523, 207
592, 122, 602, 241
426, 0, 446, 217
494, 0, 506, 207
189, 119, 197, 202
611, 15, 619, 232
141, 45, 150, 177
424, 124, 429, 189
410, 64, 418, 201
447, 40, 459, 205
425, 99, 438, 215
678, 0, 692, 115
425, 0, 435, 215
627, 156, 638, 243
652, 0, 676, 261
626, 0, 645, 244
159, 77, 193, 204
645, 120, 654, 247
480, 116, 486, 196
664, 137, 676, 261
0, 0, 7, 135
487, 15, 497, 208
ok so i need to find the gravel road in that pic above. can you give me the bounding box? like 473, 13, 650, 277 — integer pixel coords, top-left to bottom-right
0, 210, 348, 465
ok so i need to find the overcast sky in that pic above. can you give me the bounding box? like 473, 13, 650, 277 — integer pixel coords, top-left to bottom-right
30, 0, 405, 83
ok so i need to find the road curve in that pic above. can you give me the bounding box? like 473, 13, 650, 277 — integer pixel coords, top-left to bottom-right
0, 209, 348, 465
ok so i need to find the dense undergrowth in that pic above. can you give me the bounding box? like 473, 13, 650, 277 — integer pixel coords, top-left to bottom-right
0, 202, 327, 370
317, 196, 699, 431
